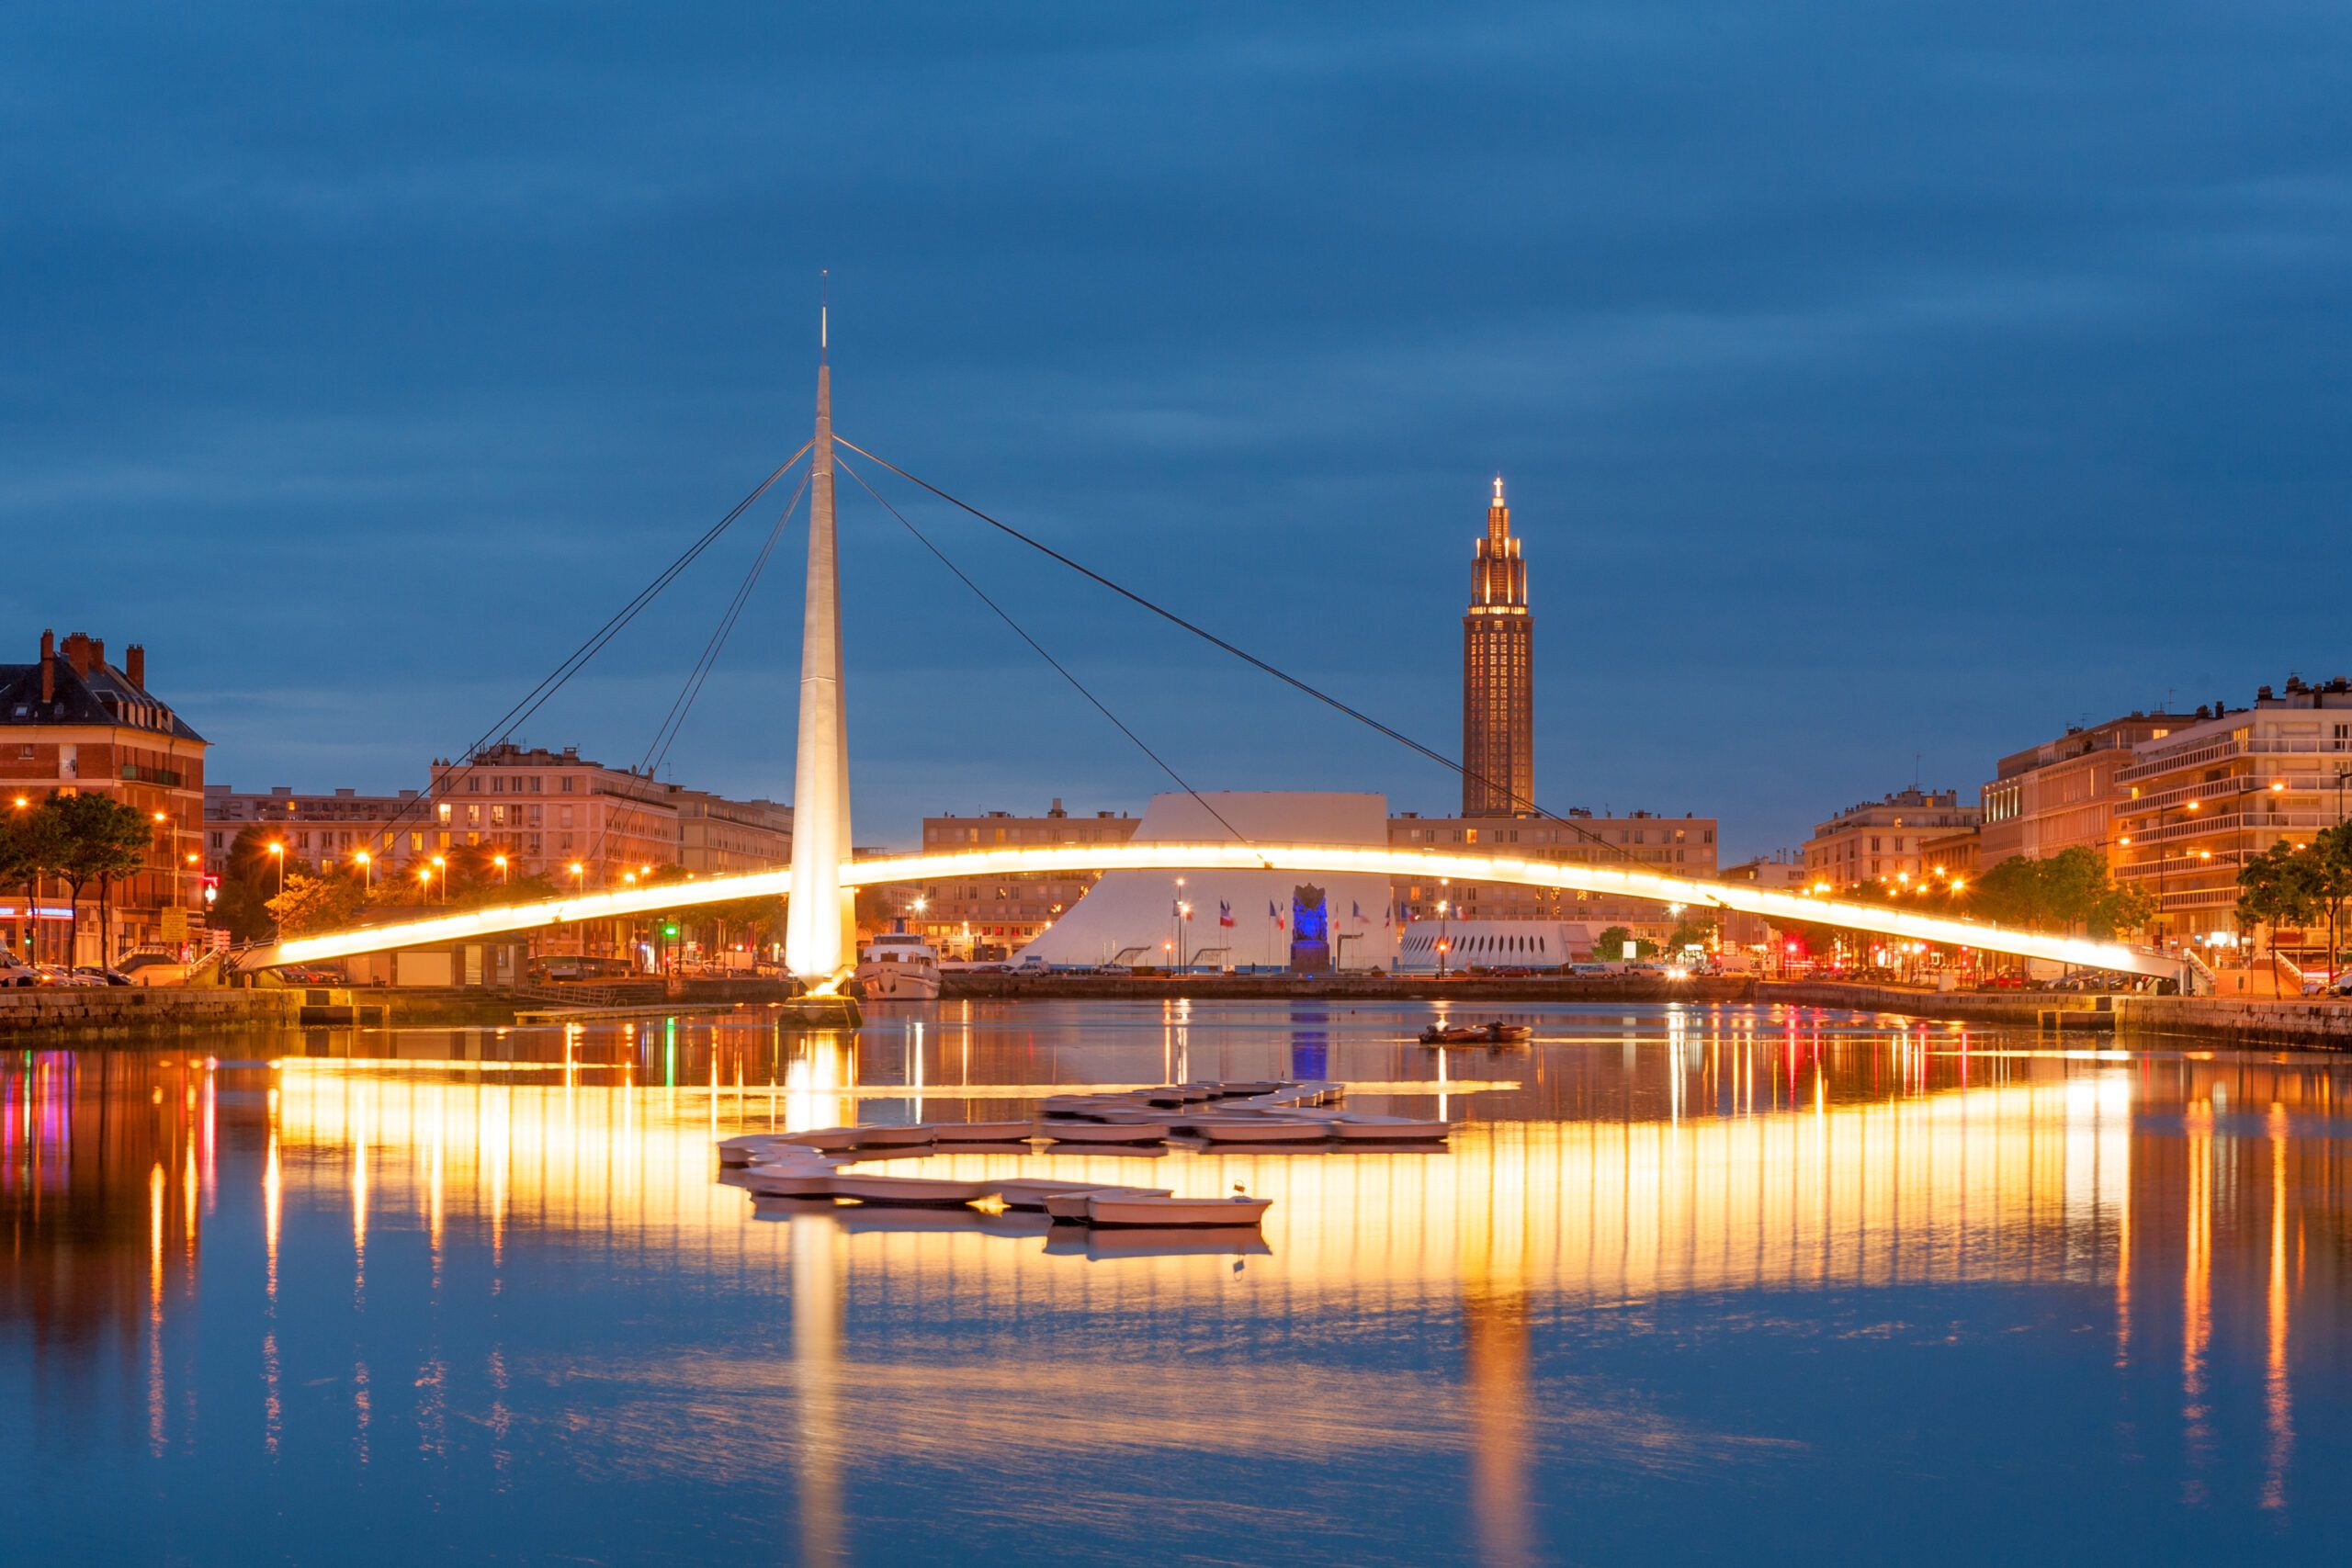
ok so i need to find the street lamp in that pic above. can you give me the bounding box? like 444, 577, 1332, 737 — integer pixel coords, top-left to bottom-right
266, 841, 286, 899
493, 852, 510, 886
354, 850, 373, 891
430, 853, 447, 904
569, 862, 585, 891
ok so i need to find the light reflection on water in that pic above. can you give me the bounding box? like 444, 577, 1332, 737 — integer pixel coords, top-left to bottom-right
3, 998, 2348, 1564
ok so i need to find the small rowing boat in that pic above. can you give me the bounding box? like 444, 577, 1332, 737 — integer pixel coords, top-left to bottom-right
1084, 1193, 1273, 1229
1041, 1185, 1173, 1223
932, 1120, 1040, 1143
1044, 1121, 1172, 1145
826, 1173, 993, 1208
1332, 1114, 1451, 1143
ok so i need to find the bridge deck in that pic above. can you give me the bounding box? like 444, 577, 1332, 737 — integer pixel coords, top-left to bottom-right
258, 842, 2180, 982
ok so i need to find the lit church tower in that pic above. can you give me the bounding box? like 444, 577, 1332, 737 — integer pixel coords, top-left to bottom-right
1461, 475, 1532, 817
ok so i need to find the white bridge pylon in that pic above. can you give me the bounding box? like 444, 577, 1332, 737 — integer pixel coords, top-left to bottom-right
265, 840, 2180, 979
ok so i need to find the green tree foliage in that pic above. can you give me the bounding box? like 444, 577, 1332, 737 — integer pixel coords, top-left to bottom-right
266, 873, 365, 937
0, 803, 62, 961
2242, 827, 2352, 964
1591, 924, 1658, 959
214, 824, 307, 942
1666, 915, 1718, 951
40, 792, 151, 960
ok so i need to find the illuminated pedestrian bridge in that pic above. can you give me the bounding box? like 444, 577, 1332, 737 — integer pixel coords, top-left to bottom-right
267, 839, 2176, 978
248, 328, 2182, 988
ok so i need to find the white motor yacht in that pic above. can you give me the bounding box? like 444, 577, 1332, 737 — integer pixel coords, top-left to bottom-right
853, 931, 943, 1001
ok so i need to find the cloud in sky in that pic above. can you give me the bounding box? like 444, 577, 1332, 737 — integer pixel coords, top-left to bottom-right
4, 2, 2347, 853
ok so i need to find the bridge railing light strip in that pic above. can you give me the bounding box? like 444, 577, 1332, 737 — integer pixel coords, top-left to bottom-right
270, 841, 2163, 975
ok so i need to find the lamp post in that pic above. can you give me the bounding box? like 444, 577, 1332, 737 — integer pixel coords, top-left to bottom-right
1436, 897, 1451, 978
493, 852, 509, 886
430, 854, 447, 905
354, 850, 373, 892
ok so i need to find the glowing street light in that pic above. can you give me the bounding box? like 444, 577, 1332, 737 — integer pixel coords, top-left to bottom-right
493, 852, 510, 886
354, 850, 373, 891
430, 853, 447, 904
266, 841, 287, 898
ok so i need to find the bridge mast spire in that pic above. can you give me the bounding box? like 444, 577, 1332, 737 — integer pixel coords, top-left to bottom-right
785, 285, 856, 980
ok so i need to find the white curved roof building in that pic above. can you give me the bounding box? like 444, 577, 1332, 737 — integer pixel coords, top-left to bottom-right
1013, 791, 1398, 972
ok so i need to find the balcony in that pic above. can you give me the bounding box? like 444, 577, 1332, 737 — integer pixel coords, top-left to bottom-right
2119, 734, 2352, 784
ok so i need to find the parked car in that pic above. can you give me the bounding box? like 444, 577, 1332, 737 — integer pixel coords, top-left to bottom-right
1567, 963, 1614, 978
37, 964, 105, 987
72, 965, 136, 987
1, 949, 39, 987
1488, 965, 1536, 978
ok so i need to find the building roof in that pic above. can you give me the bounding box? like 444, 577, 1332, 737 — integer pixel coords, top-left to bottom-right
0, 639, 205, 743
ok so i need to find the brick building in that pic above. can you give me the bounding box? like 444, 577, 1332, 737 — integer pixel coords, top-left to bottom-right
2, 630, 209, 962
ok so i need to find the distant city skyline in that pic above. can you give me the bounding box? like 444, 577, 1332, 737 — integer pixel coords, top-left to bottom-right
7, 5, 2346, 858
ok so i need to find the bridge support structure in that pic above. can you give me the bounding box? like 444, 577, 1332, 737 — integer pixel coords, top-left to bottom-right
783, 318, 856, 982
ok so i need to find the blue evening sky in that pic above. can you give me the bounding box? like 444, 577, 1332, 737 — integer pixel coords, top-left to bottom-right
6, 3, 2346, 856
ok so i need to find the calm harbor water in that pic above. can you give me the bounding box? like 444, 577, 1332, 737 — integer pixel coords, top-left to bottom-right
4, 998, 2347, 1565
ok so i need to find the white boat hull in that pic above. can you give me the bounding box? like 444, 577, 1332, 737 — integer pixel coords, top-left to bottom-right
1042, 1185, 1173, 1222
1179, 1118, 1329, 1143
827, 1173, 993, 1208
1085, 1194, 1273, 1229
854, 963, 942, 1000
1045, 1122, 1172, 1145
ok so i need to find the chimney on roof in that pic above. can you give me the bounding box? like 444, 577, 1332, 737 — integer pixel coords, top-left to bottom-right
61, 632, 95, 678
39, 629, 54, 702
91, 637, 105, 670
125, 644, 145, 689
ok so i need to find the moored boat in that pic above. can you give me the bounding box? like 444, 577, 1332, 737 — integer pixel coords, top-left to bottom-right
989, 1178, 1135, 1211
849, 1124, 938, 1148
825, 1173, 993, 1208
933, 1120, 1040, 1143
1044, 1120, 1172, 1145
1084, 1193, 1273, 1229
852, 931, 943, 1001
1331, 1114, 1451, 1143
741, 1168, 841, 1199
1041, 1185, 1173, 1223
1178, 1117, 1330, 1144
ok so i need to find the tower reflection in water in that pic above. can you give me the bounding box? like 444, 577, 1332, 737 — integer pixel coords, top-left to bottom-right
1, 1004, 2346, 1557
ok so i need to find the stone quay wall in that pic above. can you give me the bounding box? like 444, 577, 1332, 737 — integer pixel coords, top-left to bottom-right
1764, 982, 2352, 1049
0, 987, 304, 1041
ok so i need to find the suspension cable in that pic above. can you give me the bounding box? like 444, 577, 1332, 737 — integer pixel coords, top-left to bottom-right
356, 444, 810, 858
837, 455, 1263, 861
834, 435, 1643, 870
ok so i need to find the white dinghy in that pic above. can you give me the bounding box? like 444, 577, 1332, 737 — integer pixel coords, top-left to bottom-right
741, 1168, 841, 1199
1044, 1121, 1172, 1145
933, 1120, 1040, 1143
825, 1173, 994, 1208
1084, 1193, 1273, 1229
1331, 1115, 1452, 1143
1041, 1186, 1174, 1223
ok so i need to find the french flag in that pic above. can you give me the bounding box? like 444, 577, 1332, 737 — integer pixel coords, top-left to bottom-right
1218, 900, 1235, 927
1268, 899, 1285, 931
1351, 900, 1364, 922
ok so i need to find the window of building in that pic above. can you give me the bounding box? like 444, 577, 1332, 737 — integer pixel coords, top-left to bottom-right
468, 777, 481, 792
